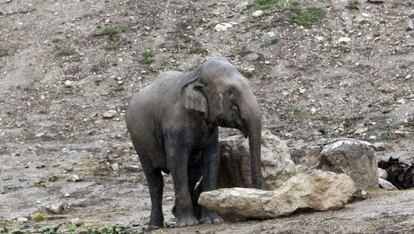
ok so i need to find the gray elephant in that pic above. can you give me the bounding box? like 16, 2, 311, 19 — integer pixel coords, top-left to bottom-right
125, 57, 262, 229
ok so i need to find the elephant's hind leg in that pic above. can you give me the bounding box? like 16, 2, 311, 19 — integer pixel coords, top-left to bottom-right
132, 136, 165, 230
139, 155, 164, 229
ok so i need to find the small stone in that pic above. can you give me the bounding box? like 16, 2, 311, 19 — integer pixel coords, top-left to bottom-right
214, 23, 232, 32
70, 217, 82, 225
64, 80, 73, 87
111, 163, 120, 171
46, 202, 68, 214
367, 0, 384, 3
377, 168, 388, 180
64, 192, 71, 197
17, 217, 28, 222
68, 174, 82, 182
338, 37, 351, 43
244, 53, 260, 61
406, 74, 412, 79
354, 127, 368, 135
125, 165, 142, 172
379, 178, 397, 190
235, 2, 249, 11
252, 10, 264, 17
407, 20, 414, 31
373, 142, 391, 151
103, 110, 117, 119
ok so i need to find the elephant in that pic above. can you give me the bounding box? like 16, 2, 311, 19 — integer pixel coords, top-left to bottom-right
125, 57, 263, 229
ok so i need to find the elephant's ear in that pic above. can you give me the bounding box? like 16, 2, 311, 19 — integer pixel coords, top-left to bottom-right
183, 83, 208, 117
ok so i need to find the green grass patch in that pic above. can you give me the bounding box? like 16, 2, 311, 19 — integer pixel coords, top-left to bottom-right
104, 42, 118, 51
262, 36, 280, 47
286, 1, 326, 27
254, 0, 279, 10
139, 49, 155, 65
96, 26, 124, 36
346, 0, 360, 10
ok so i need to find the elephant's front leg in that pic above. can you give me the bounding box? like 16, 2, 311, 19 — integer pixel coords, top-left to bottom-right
164, 132, 199, 227
199, 128, 224, 224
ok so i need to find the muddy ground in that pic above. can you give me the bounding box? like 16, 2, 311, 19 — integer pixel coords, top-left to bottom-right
1, 0, 414, 233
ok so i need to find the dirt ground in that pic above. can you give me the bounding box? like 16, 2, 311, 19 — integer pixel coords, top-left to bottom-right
1, 0, 414, 233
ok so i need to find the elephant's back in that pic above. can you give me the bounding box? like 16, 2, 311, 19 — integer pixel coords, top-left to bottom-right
125, 71, 185, 136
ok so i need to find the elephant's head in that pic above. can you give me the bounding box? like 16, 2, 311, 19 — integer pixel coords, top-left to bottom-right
182, 57, 263, 188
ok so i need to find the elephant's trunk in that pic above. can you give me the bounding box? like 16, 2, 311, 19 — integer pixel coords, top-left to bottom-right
240, 93, 263, 189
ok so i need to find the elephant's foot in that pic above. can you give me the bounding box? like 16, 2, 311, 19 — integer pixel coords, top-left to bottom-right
145, 224, 163, 232
176, 215, 199, 227
147, 213, 164, 231
200, 212, 223, 224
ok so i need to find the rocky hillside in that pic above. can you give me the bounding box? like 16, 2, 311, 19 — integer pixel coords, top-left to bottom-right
1, 0, 414, 233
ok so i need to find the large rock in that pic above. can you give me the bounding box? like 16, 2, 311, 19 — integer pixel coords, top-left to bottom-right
218, 130, 297, 190
316, 138, 378, 190
199, 170, 356, 219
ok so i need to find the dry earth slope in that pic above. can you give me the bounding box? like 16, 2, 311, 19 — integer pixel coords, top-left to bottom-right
1, 0, 414, 233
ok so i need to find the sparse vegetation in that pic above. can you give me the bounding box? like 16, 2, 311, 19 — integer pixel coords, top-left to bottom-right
346, 0, 360, 10
280, 107, 308, 121
254, 0, 279, 10
286, 1, 326, 27
376, 131, 398, 142
56, 47, 75, 57
84, 224, 128, 234
139, 49, 154, 65
96, 26, 124, 37
262, 36, 280, 48
104, 42, 118, 51
342, 114, 364, 127
237, 48, 252, 58
34, 178, 46, 187
188, 46, 202, 54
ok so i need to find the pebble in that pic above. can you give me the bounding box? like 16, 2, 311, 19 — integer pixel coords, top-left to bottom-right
379, 178, 397, 190
111, 163, 120, 171
125, 165, 142, 172
214, 23, 232, 32
338, 37, 351, 43
373, 142, 391, 151
244, 53, 260, 61
17, 217, 28, 222
64, 80, 73, 87
406, 74, 412, 79
68, 174, 82, 182
46, 202, 68, 214
354, 127, 368, 135
252, 10, 264, 17
103, 110, 117, 119
407, 20, 414, 31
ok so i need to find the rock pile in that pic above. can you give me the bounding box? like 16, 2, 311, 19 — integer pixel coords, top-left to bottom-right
200, 170, 356, 219
313, 138, 378, 190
